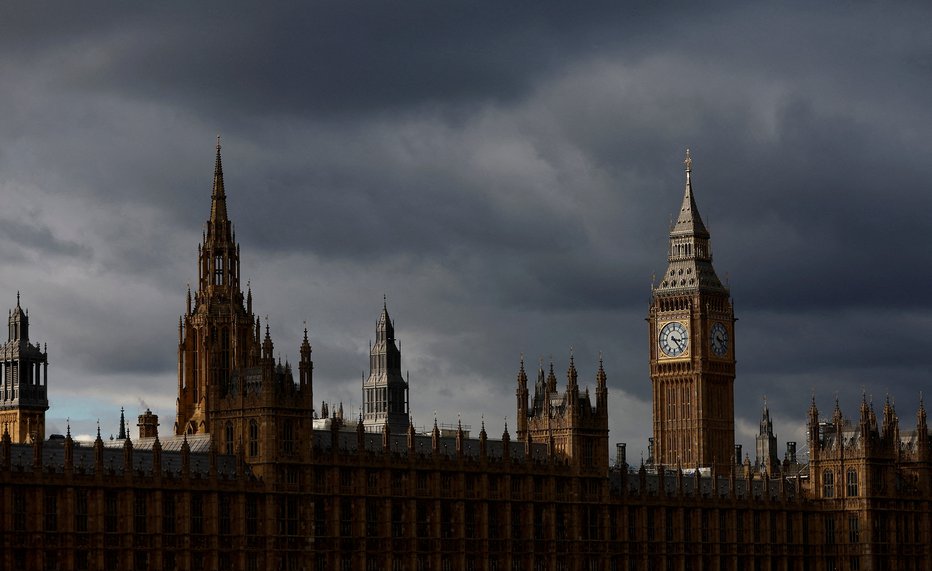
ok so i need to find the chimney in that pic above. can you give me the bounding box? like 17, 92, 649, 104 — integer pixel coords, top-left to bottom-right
137, 409, 159, 439
734, 445, 742, 466
615, 443, 627, 467
786, 442, 797, 464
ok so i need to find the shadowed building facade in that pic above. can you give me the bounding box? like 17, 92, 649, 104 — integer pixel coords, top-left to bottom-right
0, 146, 928, 571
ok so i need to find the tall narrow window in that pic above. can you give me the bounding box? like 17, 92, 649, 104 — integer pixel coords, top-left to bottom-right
105, 493, 118, 533
191, 494, 204, 535
215, 255, 224, 285
163, 493, 176, 534
74, 489, 88, 533
249, 419, 259, 457
134, 493, 148, 533
848, 516, 860, 543
846, 469, 858, 497
219, 494, 232, 536
225, 422, 234, 455
44, 489, 58, 532
825, 515, 836, 545
282, 420, 294, 455
823, 470, 835, 498
246, 495, 259, 536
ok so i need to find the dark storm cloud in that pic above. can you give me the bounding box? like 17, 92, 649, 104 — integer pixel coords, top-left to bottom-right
0, 2, 667, 118
1, 1, 930, 455
0, 218, 90, 261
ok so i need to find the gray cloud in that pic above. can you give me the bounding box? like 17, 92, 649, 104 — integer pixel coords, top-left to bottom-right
0, 2, 929, 457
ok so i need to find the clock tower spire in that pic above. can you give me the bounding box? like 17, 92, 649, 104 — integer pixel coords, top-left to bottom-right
649, 150, 735, 471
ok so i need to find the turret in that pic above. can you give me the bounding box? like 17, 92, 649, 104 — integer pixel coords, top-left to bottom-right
362, 299, 409, 434
0, 293, 50, 443
807, 397, 820, 457
8, 292, 28, 342
755, 399, 778, 474
595, 354, 608, 416
566, 353, 579, 413
917, 396, 928, 449
299, 326, 313, 392
882, 396, 899, 451
516, 356, 529, 438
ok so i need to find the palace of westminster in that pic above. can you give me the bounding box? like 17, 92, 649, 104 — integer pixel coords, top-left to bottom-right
0, 144, 927, 571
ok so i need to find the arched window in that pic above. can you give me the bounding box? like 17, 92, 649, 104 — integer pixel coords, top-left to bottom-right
846, 468, 858, 497
225, 422, 234, 455
823, 470, 835, 498
249, 420, 259, 458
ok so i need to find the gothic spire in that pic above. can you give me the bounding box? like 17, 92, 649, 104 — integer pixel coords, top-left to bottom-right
118, 407, 126, 440
516, 355, 528, 389
596, 352, 607, 389
210, 135, 228, 226
759, 398, 773, 435
8, 292, 28, 342
376, 295, 394, 342
566, 350, 578, 390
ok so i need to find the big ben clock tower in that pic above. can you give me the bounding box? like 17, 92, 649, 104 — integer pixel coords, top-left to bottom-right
649, 150, 735, 471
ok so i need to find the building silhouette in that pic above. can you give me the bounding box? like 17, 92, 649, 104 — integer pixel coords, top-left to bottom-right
0, 144, 927, 570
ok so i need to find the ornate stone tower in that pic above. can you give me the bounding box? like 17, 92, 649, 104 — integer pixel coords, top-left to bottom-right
516, 354, 609, 474
176, 141, 313, 479
0, 293, 49, 443
362, 299, 409, 434
176, 139, 259, 436
649, 150, 735, 470
755, 399, 779, 474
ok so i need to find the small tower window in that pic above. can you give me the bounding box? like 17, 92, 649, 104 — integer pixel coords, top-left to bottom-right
215, 256, 224, 285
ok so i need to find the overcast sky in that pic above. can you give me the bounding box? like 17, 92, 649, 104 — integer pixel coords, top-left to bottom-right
1, 2, 930, 461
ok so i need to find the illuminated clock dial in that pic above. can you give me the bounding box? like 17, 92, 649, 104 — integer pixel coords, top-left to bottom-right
710, 322, 729, 356
659, 321, 689, 357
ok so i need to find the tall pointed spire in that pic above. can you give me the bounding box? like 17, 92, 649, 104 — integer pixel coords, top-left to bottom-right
118, 407, 127, 440
376, 295, 394, 342
654, 149, 725, 293
210, 135, 228, 225
671, 149, 710, 239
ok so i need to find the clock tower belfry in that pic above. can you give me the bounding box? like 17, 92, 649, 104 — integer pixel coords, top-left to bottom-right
649, 150, 735, 471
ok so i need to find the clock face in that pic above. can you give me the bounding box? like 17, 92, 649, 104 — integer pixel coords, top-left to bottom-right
710, 322, 729, 356
659, 321, 689, 358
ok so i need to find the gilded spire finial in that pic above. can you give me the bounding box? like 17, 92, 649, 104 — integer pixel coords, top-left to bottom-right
216, 134, 221, 151
684, 148, 692, 173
